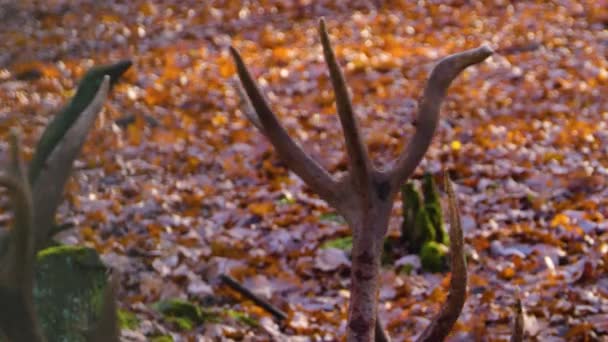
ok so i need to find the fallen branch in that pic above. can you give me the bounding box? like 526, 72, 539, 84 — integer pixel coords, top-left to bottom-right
220, 274, 288, 321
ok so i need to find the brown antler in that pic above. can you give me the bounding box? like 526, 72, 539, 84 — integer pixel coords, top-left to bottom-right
0, 75, 121, 341
319, 19, 373, 203
416, 172, 467, 342
230, 46, 343, 208
0, 131, 45, 342
386, 46, 493, 191
231, 18, 492, 341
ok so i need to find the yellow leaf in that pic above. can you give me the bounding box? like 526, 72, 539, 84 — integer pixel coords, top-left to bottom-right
248, 202, 275, 216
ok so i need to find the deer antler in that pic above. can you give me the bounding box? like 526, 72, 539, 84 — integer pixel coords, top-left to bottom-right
231, 18, 492, 341
0, 131, 45, 342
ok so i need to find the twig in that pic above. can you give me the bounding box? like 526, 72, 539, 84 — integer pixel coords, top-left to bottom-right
220, 274, 288, 321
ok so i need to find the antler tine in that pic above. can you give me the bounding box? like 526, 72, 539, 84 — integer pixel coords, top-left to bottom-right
0, 131, 45, 342
230, 47, 341, 206
417, 171, 467, 342
388, 46, 493, 189
319, 18, 372, 197
1, 130, 35, 287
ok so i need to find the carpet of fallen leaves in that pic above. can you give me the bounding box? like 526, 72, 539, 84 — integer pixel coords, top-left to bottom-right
1, 0, 607, 341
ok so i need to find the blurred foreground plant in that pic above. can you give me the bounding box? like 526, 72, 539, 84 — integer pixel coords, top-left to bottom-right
0, 60, 131, 341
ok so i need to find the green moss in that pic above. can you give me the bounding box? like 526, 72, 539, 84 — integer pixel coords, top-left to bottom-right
225, 310, 259, 327
150, 335, 173, 342
153, 298, 220, 331
420, 241, 448, 273
400, 182, 421, 247
36, 244, 85, 258
320, 236, 352, 251
167, 317, 194, 331
422, 173, 447, 244
118, 309, 140, 330
153, 299, 201, 320
422, 173, 441, 206
411, 208, 435, 253
319, 212, 346, 224
425, 203, 447, 244
399, 264, 414, 275
401, 174, 450, 258
33, 245, 108, 341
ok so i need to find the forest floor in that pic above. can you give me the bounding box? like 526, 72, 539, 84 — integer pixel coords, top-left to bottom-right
0, 0, 607, 340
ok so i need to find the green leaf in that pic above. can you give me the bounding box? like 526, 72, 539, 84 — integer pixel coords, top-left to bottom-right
320, 236, 352, 251
152, 298, 220, 331
117, 309, 139, 330
319, 212, 346, 224
225, 310, 259, 327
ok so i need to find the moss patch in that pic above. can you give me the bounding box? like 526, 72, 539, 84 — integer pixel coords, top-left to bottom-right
118, 309, 140, 330
225, 310, 259, 328
153, 298, 220, 331
420, 241, 448, 273
33, 245, 109, 341
319, 212, 346, 224
320, 236, 352, 251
